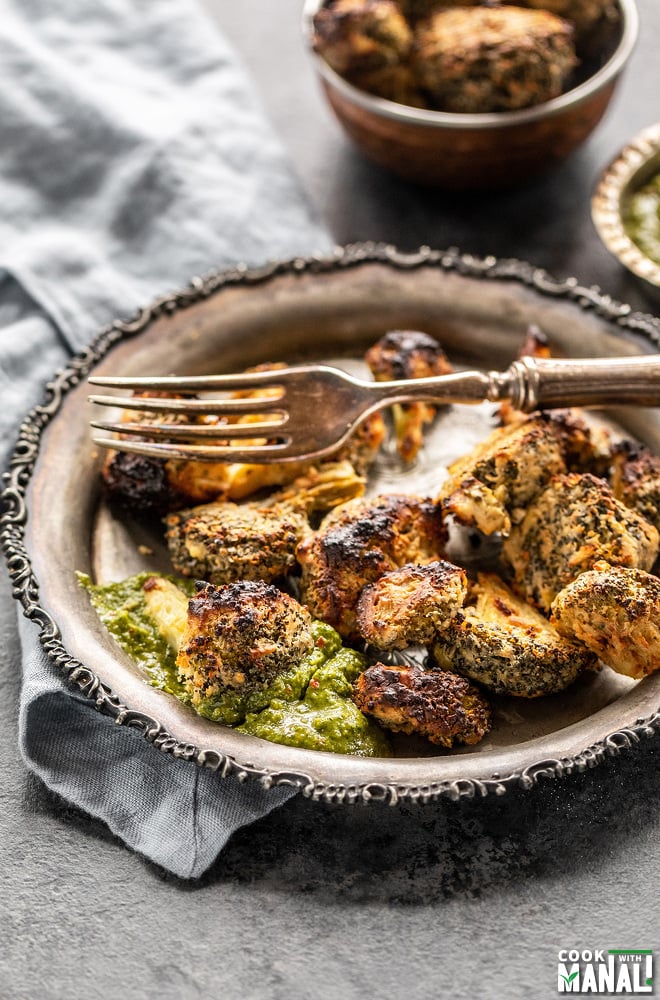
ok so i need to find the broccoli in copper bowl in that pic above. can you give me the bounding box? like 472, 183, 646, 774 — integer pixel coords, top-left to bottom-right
304, 0, 638, 188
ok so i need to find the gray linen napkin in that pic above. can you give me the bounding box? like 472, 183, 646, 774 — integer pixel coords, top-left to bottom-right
0, 0, 332, 878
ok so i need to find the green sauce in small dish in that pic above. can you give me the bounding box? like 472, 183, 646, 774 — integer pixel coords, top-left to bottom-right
623, 173, 660, 266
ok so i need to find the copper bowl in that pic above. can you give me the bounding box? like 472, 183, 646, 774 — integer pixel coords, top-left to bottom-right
303, 0, 638, 190
592, 122, 660, 305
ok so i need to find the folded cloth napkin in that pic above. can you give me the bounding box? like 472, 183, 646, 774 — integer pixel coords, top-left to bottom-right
0, 0, 333, 878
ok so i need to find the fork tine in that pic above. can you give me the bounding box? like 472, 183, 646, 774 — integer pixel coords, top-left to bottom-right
88, 393, 282, 415
90, 417, 289, 439
91, 436, 305, 463
88, 370, 291, 392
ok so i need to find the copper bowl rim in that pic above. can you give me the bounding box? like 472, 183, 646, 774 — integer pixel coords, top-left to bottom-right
302, 0, 638, 130
592, 122, 660, 292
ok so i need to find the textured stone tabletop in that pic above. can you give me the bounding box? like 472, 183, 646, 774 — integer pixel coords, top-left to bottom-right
2, 2, 659, 998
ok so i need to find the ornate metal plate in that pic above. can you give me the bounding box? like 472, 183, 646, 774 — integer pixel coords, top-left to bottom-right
2, 244, 659, 804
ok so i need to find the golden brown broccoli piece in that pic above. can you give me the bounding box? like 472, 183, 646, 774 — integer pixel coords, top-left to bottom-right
550, 561, 660, 680
102, 450, 180, 516
432, 572, 596, 696
312, 0, 412, 76
438, 413, 567, 537
413, 6, 576, 113
356, 559, 467, 649
176, 581, 314, 703
609, 439, 660, 536
497, 329, 613, 475
98, 386, 292, 513
336, 412, 388, 474
166, 502, 308, 585
221, 416, 384, 503
498, 406, 613, 476
262, 460, 366, 517
365, 329, 454, 462
297, 493, 447, 640
352, 663, 491, 747
502, 473, 659, 612
365, 329, 452, 381
540, 409, 613, 477
499, 325, 553, 425
165, 461, 365, 586
312, 0, 425, 104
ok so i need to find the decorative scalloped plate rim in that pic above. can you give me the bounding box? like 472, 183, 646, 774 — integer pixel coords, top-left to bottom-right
2, 243, 659, 805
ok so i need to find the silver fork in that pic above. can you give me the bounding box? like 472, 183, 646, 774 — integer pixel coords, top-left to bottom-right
89, 354, 660, 464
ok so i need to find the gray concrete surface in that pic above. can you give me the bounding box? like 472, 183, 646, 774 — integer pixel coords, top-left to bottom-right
2, 2, 659, 999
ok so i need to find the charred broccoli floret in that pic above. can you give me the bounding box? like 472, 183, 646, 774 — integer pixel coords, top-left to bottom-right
432, 572, 596, 697
365, 330, 454, 462
353, 663, 491, 747
312, 0, 413, 78
166, 502, 308, 585
609, 439, 660, 536
165, 461, 365, 585
517, 0, 617, 41
413, 6, 576, 113
551, 561, 660, 680
439, 412, 567, 537
101, 373, 380, 516
502, 473, 659, 611
356, 559, 467, 649
297, 493, 447, 640
176, 580, 314, 702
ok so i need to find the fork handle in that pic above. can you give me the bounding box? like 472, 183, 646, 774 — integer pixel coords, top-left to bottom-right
370, 354, 660, 411
494, 355, 660, 411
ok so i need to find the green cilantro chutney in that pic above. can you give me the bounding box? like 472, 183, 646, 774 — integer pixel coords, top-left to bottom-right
78, 572, 196, 697
623, 173, 660, 266
238, 646, 391, 757
79, 573, 391, 758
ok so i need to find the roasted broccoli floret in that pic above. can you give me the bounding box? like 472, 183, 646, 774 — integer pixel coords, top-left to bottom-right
356, 559, 467, 649
312, 0, 413, 78
438, 412, 567, 536
165, 461, 366, 586
165, 501, 308, 585
365, 329, 454, 462
349, 63, 429, 105
432, 572, 596, 697
176, 580, 314, 703
551, 561, 660, 680
312, 0, 428, 104
502, 472, 659, 612
297, 493, 447, 640
100, 390, 233, 515
353, 663, 491, 747
413, 6, 576, 113
609, 439, 660, 536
